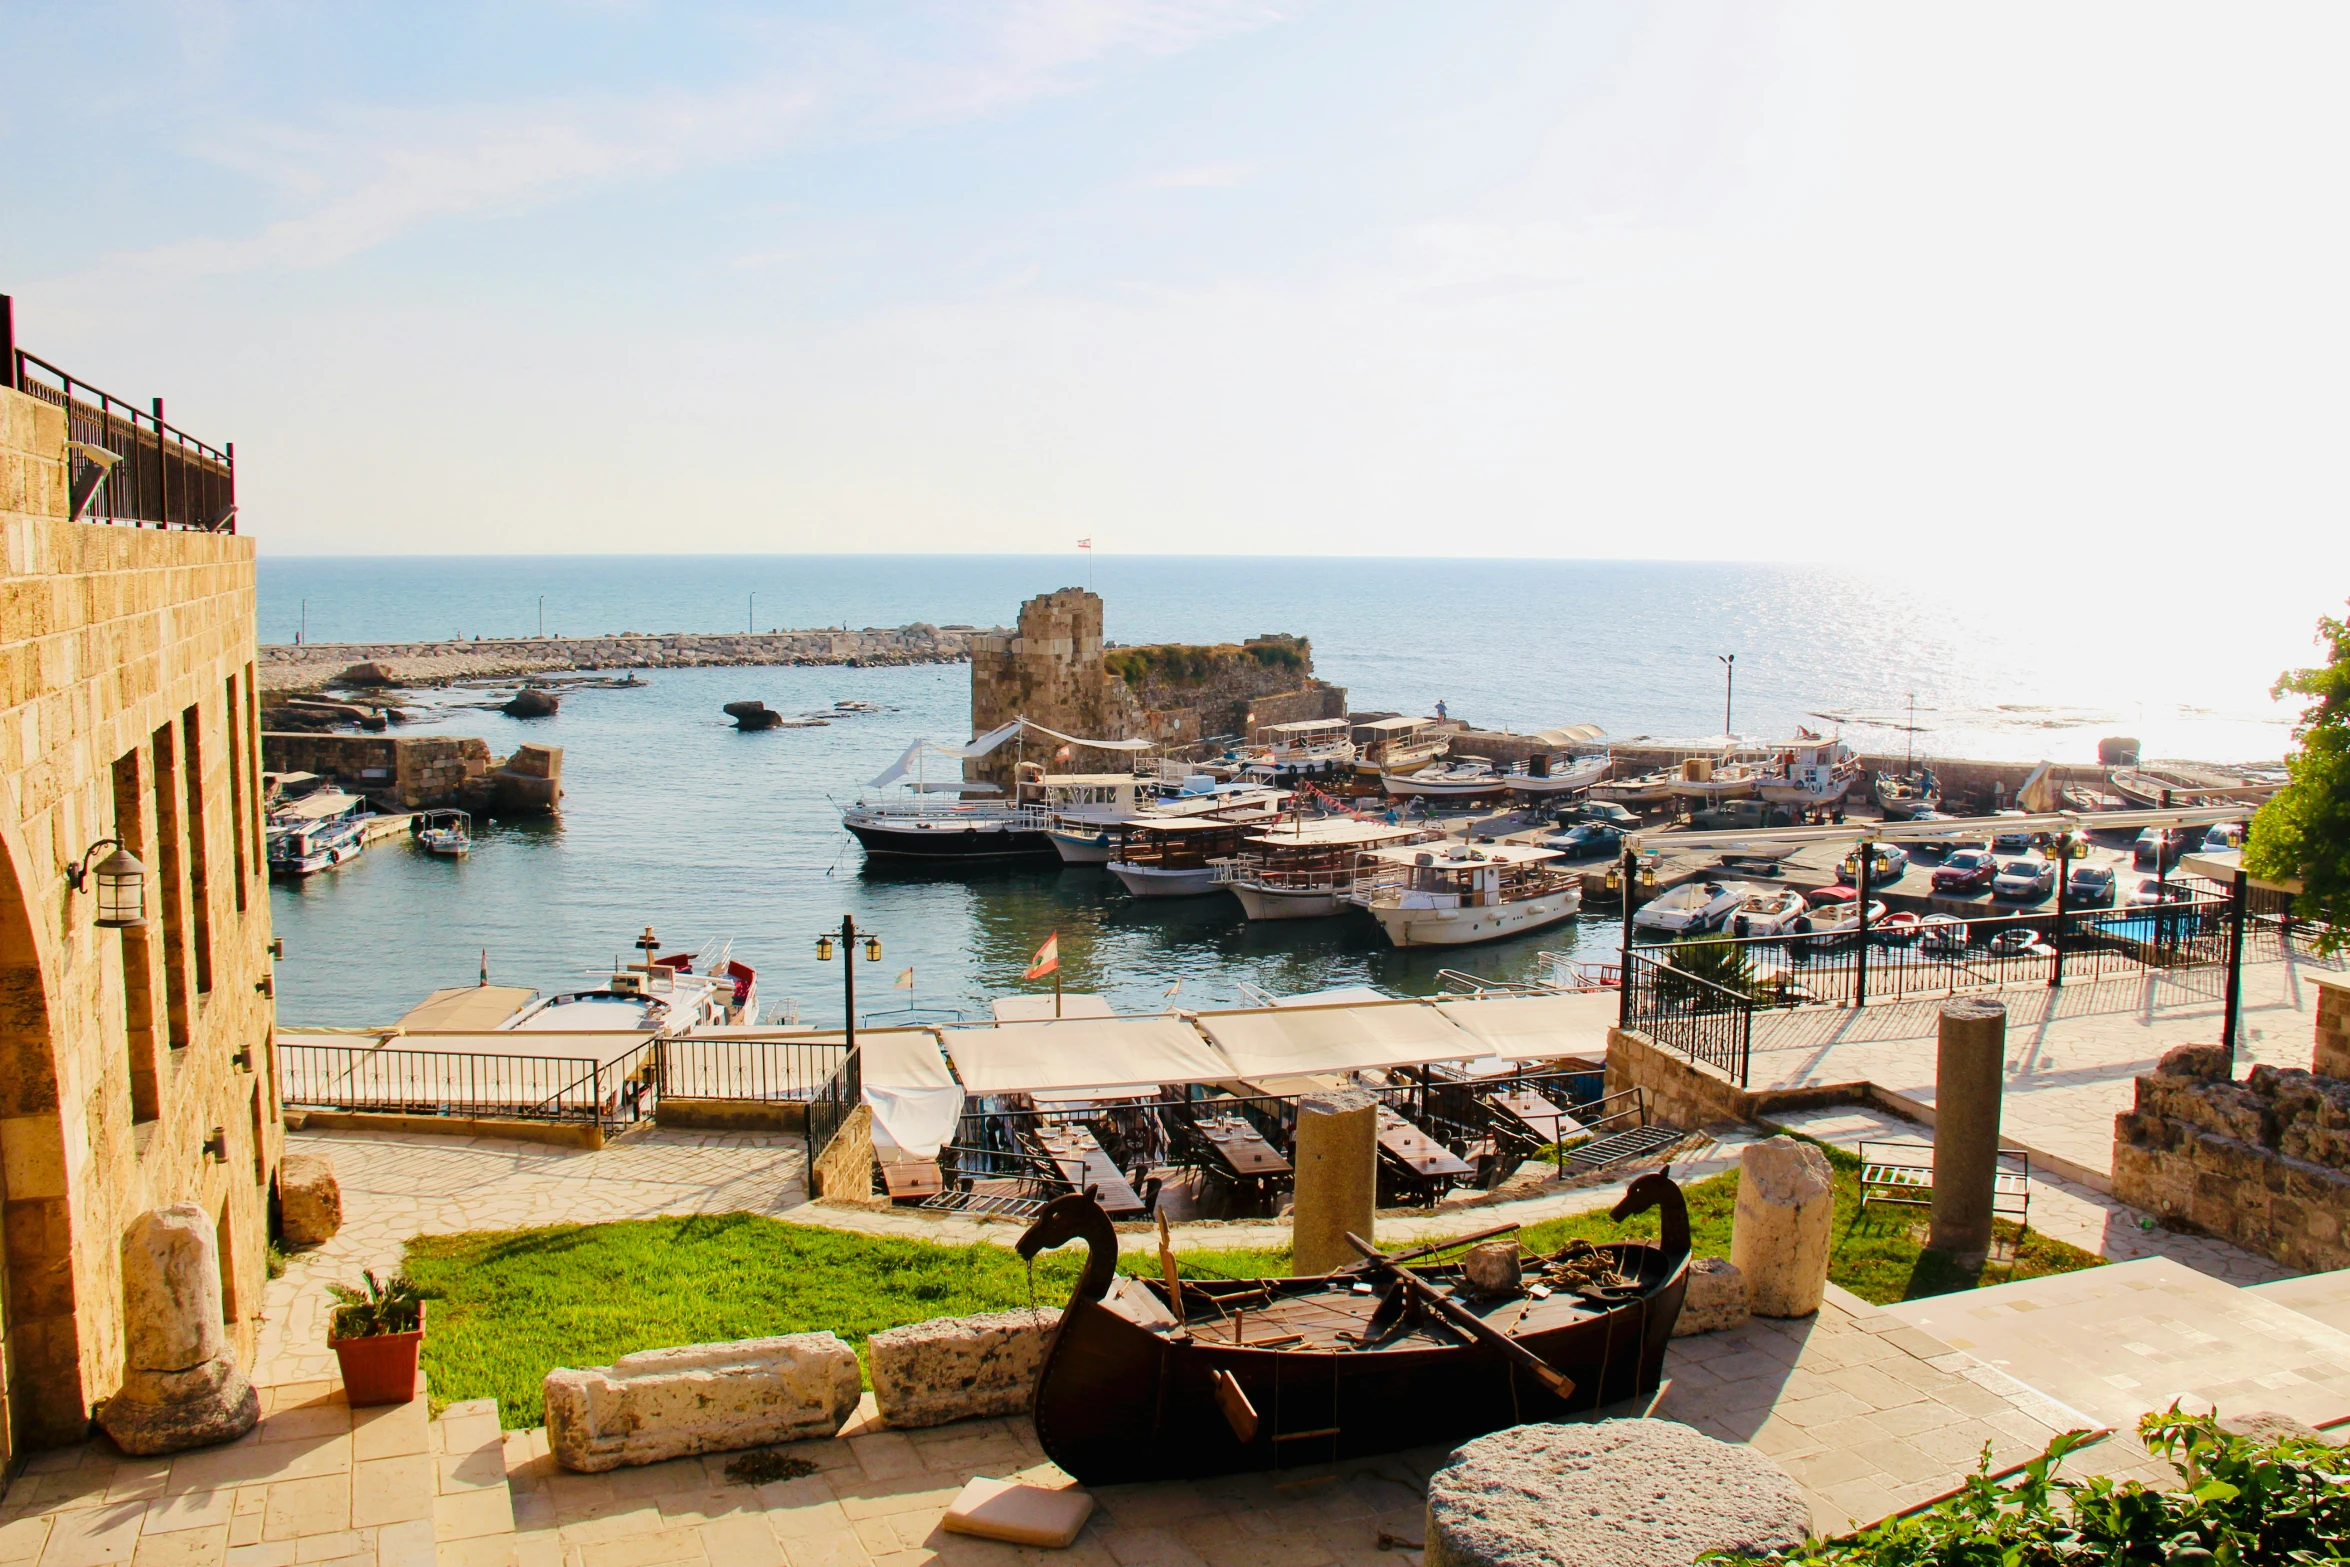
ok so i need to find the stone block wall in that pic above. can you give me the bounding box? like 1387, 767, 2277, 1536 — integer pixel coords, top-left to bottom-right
261, 733, 495, 811
2317, 978, 2349, 1081
0, 386, 281, 1466
2112, 1045, 2350, 1272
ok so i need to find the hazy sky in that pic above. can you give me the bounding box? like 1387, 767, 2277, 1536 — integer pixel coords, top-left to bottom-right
6, 3, 2348, 571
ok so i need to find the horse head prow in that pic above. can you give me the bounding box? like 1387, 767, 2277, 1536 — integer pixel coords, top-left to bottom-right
1014, 1185, 1119, 1304
1610, 1168, 1691, 1269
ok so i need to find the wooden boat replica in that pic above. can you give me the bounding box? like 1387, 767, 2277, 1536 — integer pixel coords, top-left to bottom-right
1014, 1173, 1692, 1485
1873, 769, 1940, 820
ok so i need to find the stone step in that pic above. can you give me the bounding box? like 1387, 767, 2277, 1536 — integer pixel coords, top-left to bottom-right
432, 1396, 520, 1567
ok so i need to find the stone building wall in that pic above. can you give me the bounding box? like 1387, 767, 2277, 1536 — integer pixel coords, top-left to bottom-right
261, 733, 496, 811
2112, 1042, 2350, 1273
0, 387, 280, 1465
967, 590, 1339, 786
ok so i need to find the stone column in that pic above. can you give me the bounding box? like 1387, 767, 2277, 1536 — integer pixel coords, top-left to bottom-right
1729, 1137, 1832, 1317
97, 1205, 260, 1455
1931, 998, 2008, 1258
1290, 1089, 1377, 1276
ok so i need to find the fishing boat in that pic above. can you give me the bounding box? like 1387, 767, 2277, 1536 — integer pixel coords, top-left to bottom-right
1633, 880, 1755, 936
412, 809, 472, 857
2061, 785, 2127, 816
1755, 737, 1859, 811
1873, 769, 1941, 820
1666, 755, 1767, 804
267, 814, 367, 876
1591, 769, 1677, 807
1351, 716, 1449, 779
1382, 757, 1508, 801
1240, 719, 1358, 785
1217, 818, 1443, 920
501, 929, 760, 1031
1107, 814, 1283, 898
1503, 751, 1612, 800
1349, 841, 1583, 948
1049, 779, 1288, 864
1014, 1176, 1691, 1484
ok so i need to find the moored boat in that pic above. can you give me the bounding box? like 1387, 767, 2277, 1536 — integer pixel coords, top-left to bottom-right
501, 929, 759, 1031
1217, 818, 1443, 920
1016, 1176, 1691, 1484
1725, 887, 1807, 937
1351, 715, 1449, 779
1874, 769, 1941, 820
267, 813, 367, 876
1241, 719, 1357, 785
1349, 840, 1583, 948
413, 808, 472, 857
1633, 879, 1756, 936
1755, 737, 1859, 811
1106, 814, 1282, 898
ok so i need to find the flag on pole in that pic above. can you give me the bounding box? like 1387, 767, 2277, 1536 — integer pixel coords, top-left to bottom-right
1024, 932, 1060, 980
894, 967, 915, 990
1053, 743, 1073, 762
1077, 538, 1092, 550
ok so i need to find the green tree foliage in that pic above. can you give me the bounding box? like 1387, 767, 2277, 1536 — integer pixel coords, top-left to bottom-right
1660, 939, 1759, 1006
2246, 605, 2350, 953
1720, 1410, 2350, 1565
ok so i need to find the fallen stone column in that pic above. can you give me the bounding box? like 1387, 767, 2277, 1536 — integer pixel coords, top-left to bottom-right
1671, 1256, 1751, 1336
1729, 1136, 1834, 1317
867, 1308, 1058, 1428
544, 1332, 862, 1471
97, 1206, 261, 1455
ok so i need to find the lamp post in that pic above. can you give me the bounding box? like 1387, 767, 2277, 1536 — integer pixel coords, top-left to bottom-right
1719, 654, 1735, 740
815, 914, 884, 1051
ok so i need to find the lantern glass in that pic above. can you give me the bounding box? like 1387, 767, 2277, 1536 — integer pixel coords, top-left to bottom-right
864, 936, 882, 963
92, 846, 148, 930
815, 935, 834, 961
1603, 870, 1620, 892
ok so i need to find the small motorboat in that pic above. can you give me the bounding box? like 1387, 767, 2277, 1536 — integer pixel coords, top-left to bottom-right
1918, 914, 1968, 955
1591, 769, 1677, 807
1874, 770, 1942, 820
267, 814, 367, 876
1726, 888, 1808, 938
1870, 910, 1922, 945
413, 809, 472, 857
1016, 1175, 1691, 1484
1634, 880, 1756, 936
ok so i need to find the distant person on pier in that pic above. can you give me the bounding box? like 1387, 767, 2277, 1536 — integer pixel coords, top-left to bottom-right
1435, 699, 1447, 721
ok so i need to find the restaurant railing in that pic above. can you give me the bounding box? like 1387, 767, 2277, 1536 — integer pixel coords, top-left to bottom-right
1622, 950, 1754, 1086
278, 1040, 612, 1126
804, 1045, 863, 1170
3, 299, 236, 534
656, 1036, 850, 1101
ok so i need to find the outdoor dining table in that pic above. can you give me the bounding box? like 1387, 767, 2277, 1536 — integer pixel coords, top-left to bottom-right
1195, 1113, 1292, 1184
1032, 1124, 1147, 1216
1374, 1104, 1474, 1180
1484, 1087, 1580, 1147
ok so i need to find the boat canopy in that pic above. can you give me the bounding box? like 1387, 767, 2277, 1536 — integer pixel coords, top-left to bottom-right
1530, 725, 1607, 748
1193, 999, 1493, 1077
1358, 841, 1563, 867
990, 993, 1117, 1023
1244, 820, 1423, 847
1259, 718, 1348, 735
942, 1016, 1234, 1095
1432, 993, 1617, 1062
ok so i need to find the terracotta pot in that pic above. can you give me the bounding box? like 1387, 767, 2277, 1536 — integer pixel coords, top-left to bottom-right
329, 1299, 426, 1406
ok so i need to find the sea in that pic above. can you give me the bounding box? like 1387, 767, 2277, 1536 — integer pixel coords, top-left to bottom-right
259, 555, 2316, 1027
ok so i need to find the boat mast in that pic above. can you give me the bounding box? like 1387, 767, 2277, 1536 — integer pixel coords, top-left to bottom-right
1906, 693, 1915, 773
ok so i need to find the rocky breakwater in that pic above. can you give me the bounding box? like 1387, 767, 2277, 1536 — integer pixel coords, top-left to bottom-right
258, 623, 995, 693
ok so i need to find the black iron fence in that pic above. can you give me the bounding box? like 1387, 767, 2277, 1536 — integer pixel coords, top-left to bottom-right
657, 1036, 849, 1101
2247, 882, 2347, 967
3, 300, 235, 532
805, 1045, 863, 1169
280, 1040, 615, 1127
1622, 950, 1755, 1085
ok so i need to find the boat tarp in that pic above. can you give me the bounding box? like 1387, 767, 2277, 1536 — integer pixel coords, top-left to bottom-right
991, 993, 1118, 1023
1194, 1001, 1494, 1077
1273, 987, 1390, 1008
854, 1028, 964, 1157
942, 1016, 1233, 1094
1531, 725, 1607, 748
866, 721, 1027, 790
1018, 718, 1153, 753
1432, 993, 1618, 1064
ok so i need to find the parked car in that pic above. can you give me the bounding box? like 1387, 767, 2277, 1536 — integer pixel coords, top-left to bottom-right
1545, 822, 1625, 858
1914, 823, 1989, 856
1932, 849, 2000, 892
1991, 818, 2038, 855
2133, 827, 2192, 870
1992, 857, 2056, 901
1838, 844, 1911, 884
2066, 864, 2116, 906
1555, 800, 1640, 830
2203, 822, 2244, 851
2127, 876, 2194, 909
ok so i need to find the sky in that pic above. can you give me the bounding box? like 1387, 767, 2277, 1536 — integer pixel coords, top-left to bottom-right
4, 2, 2349, 575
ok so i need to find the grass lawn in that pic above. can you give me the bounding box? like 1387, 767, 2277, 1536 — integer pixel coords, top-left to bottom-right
402, 1138, 2102, 1429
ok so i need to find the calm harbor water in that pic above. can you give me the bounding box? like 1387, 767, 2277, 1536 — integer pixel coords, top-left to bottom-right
261, 555, 2313, 1027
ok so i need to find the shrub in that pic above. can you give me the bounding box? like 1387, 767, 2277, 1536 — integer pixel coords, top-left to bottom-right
327, 1270, 423, 1339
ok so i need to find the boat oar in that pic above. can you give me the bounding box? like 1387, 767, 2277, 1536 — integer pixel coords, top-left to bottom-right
1344, 1232, 1575, 1401
1335, 1222, 1521, 1275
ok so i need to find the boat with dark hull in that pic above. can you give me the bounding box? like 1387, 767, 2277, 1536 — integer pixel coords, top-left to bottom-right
1014, 1173, 1691, 1485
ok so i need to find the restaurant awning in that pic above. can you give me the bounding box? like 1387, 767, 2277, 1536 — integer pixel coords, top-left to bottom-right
941, 1016, 1234, 1095
854, 1028, 963, 1159
1432, 992, 1617, 1064
1192, 1001, 1493, 1077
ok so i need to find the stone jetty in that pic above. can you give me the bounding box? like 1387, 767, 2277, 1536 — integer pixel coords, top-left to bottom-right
257, 624, 996, 693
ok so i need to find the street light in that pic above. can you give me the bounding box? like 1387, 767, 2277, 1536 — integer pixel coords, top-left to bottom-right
1718, 653, 1736, 740
814, 915, 884, 1051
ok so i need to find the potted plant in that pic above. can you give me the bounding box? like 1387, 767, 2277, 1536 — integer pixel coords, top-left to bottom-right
326, 1271, 426, 1406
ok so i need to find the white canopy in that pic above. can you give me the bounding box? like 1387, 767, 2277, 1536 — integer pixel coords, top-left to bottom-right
854, 1028, 964, 1159
1194, 1000, 1493, 1077
1020, 718, 1153, 753
866, 720, 1027, 790
991, 993, 1117, 1023
941, 1016, 1233, 1095
1433, 993, 1616, 1064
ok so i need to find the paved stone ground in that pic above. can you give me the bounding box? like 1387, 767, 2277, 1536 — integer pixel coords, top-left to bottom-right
1766, 1104, 2293, 1285
1748, 950, 2340, 1180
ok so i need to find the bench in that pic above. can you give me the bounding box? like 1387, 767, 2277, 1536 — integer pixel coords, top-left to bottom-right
1858, 1139, 2029, 1228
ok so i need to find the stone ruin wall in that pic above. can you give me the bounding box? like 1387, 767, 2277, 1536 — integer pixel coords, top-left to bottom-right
2113, 983, 2350, 1273
967, 589, 1340, 787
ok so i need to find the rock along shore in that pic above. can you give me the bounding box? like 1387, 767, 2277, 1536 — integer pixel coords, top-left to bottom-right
256, 625, 1000, 693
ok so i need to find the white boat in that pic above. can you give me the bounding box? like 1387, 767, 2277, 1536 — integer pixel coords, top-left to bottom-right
1351, 716, 1450, 779
413, 808, 472, 857
844, 724, 1058, 860
1755, 737, 1859, 811
1217, 818, 1444, 920
1240, 718, 1358, 784
1724, 888, 1808, 938
1349, 841, 1583, 949
1591, 769, 1677, 807
1633, 879, 1757, 936
1029, 772, 1146, 864
1666, 754, 1769, 803
502, 930, 760, 1032
267, 813, 367, 876
1874, 770, 1942, 820
1106, 813, 1283, 897
1382, 757, 1509, 800
1047, 777, 1287, 864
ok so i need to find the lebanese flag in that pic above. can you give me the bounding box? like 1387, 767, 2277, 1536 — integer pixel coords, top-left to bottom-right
1024, 933, 1060, 980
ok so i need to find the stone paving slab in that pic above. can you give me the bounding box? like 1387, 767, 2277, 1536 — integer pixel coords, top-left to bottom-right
2245, 1268, 2350, 1335
1747, 953, 2338, 1180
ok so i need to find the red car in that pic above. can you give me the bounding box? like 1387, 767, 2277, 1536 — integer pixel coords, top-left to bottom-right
1932, 848, 1999, 892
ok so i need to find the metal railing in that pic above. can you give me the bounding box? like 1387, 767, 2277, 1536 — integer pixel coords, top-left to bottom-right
279, 1040, 616, 1127
1622, 950, 1754, 1085
805, 1045, 863, 1169
4, 302, 235, 533
657, 1037, 849, 1101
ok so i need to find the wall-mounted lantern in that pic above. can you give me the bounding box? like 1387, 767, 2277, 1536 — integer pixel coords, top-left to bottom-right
67, 839, 149, 929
